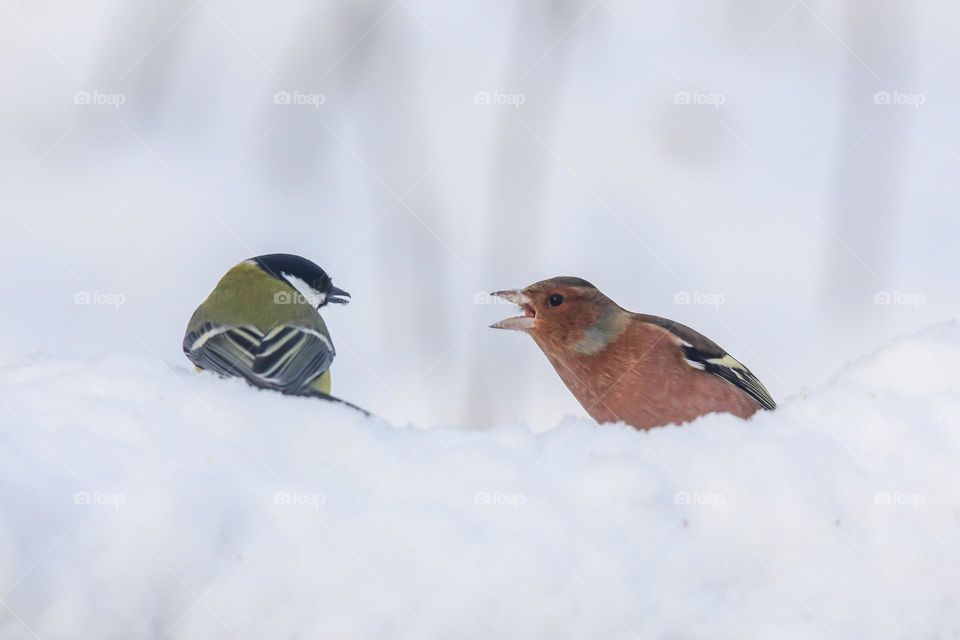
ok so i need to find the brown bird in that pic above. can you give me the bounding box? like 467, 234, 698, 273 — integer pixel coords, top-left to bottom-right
490, 277, 775, 430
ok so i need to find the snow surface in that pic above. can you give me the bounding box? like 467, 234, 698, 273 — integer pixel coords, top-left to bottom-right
1, 322, 959, 639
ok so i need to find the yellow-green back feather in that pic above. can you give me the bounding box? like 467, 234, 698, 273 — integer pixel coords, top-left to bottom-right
187, 261, 332, 335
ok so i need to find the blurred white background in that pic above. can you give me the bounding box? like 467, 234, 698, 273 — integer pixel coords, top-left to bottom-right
1, 0, 958, 428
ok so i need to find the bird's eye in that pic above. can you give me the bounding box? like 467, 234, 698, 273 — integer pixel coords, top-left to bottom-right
548, 293, 564, 307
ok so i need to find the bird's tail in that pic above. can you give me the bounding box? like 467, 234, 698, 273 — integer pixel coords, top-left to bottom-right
300, 387, 372, 417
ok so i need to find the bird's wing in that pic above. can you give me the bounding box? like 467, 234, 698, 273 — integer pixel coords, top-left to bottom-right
637, 315, 777, 410
183, 322, 335, 395
183, 323, 260, 377
250, 325, 335, 390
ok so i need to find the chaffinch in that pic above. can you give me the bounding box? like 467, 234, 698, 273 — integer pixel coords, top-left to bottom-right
491, 277, 775, 430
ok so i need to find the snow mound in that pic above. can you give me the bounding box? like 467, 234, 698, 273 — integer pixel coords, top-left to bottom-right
2, 323, 959, 639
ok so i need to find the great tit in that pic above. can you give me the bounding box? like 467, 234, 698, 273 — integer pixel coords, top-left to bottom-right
183, 253, 351, 401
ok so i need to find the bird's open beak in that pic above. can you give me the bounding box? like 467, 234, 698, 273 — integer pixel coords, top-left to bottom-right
327, 286, 351, 305
490, 289, 536, 331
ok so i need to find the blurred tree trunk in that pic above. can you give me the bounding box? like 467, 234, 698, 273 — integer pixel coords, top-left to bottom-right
101, 0, 199, 123
823, 2, 917, 310
266, 0, 452, 374
336, 1, 453, 370
464, 0, 593, 427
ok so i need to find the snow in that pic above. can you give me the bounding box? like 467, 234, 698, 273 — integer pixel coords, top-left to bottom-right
2, 322, 959, 639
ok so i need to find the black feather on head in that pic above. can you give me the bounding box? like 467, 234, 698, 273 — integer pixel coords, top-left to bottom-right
252, 253, 350, 306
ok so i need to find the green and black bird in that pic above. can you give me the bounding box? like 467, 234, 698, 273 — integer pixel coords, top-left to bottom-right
183, 254, 351, 401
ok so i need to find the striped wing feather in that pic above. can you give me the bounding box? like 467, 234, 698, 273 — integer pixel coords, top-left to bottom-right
637, 314, 777, 411
183, 322, 334, 396
680, 346, 777, 410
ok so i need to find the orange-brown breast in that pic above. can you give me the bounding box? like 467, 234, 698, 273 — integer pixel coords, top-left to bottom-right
535, 320, 759, 430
